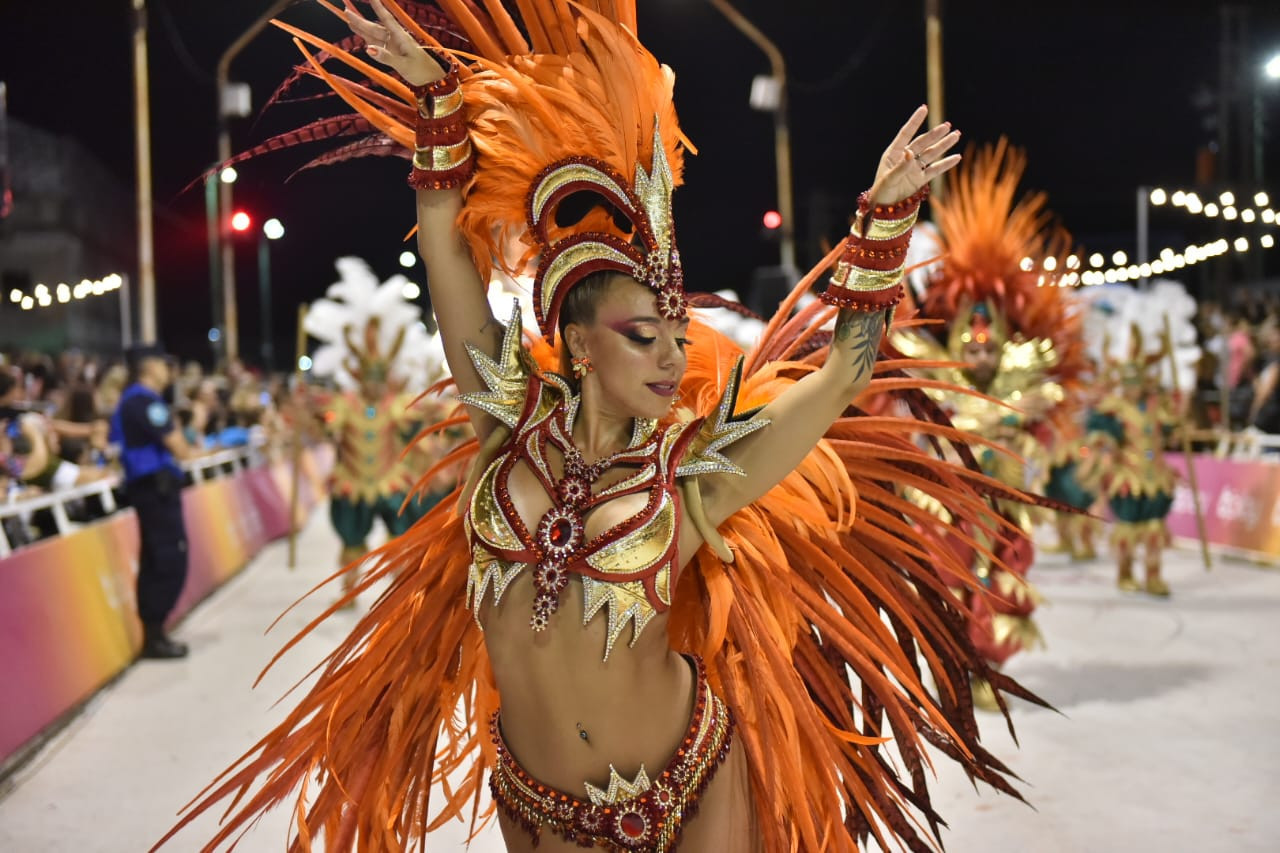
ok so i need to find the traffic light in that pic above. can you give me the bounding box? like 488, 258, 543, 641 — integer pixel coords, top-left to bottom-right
230, 210, 252, 233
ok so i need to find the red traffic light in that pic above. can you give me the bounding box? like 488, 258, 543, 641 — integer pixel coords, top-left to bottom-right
763, 210, 782, 230
230, 211, 252, 232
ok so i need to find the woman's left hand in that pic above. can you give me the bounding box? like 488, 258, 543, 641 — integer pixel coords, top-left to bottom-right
869, 105, 962, 205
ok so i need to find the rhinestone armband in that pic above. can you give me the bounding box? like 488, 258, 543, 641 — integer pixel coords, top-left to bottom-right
408, 50, 475, 191
821, 185, 929, 312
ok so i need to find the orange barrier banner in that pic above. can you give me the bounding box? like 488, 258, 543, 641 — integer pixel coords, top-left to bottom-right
0, 447, 332, 769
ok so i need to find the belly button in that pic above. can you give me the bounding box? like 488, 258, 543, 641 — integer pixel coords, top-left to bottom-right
576, 722, 590, 743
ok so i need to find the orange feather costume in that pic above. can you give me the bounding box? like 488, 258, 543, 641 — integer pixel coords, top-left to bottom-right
897, 141, 1089, 668
157, 3, 1051, 851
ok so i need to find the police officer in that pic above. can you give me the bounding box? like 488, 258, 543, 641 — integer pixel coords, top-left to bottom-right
110, 344, 199, 659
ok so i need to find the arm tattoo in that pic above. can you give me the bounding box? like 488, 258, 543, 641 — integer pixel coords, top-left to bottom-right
833, 309, 887, 377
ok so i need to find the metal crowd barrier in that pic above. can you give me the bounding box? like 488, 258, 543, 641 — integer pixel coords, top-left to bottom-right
0, 445, 264, 558
1188, 429, 1280, 460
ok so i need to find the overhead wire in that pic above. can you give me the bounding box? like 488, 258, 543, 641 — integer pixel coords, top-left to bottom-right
790, 3, 897, 94
153, 0, 217, 87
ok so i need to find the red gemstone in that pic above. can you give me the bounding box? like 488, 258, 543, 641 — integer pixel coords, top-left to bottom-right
549, 519, 572, 545
619, 812, 646, 838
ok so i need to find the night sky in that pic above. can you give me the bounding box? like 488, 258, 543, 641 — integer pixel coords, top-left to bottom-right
3, 0, 1279, 364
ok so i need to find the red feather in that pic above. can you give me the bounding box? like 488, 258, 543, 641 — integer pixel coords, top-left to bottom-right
686, 292, 763, 320
260, 2, 472, 120
289, 134, 410, 179
181, 115, 376, 194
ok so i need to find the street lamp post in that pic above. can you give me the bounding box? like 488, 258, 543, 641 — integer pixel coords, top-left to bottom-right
1246, 50, 1279, 284
215, 0, 295, 363
259, 218, 284, 372
204, 169, 224, 361
706, 0, 797, 278
1137, 185, 1151, 289
924, 0, 946, 198
1259, 51, 1280, 187
131, 0, 157, 342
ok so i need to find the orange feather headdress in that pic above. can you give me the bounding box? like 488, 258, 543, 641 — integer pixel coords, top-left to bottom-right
271, 0, 691, 339
924, 138, 1086, 384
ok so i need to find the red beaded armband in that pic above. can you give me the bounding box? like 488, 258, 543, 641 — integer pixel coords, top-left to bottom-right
855, 185, 929, 236
407, 50, 475, 191
821, 185, 928, 312
820, 282, 904, 312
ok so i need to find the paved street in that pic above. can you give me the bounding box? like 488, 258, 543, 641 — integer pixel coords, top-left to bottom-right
1, 507, 1276, 852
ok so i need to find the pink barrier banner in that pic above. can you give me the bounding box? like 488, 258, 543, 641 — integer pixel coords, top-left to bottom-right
0, 448, 332, 769
1165, 454, 1280, 560
0, 515, 140, 765
244, 467, 292, 542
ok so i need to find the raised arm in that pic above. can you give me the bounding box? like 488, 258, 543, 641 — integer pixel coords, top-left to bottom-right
701, 107, 961, 525
345, 0, 502, 439
16, 417, 51, 484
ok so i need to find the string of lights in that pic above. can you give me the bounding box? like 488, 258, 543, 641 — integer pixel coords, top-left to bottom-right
7, 273, 124, 311
1150, 188, 1276, 224
1021, 234, 1277, 288
1017, 186, 1278, 288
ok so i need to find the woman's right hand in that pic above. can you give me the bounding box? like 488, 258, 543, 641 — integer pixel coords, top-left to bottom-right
342, 0, 446, 87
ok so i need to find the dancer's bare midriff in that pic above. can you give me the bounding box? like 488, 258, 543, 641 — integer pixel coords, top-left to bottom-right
480, 579, 694, 794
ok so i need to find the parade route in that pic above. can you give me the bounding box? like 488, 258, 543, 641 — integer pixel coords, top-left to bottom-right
1, 506, 1276, 852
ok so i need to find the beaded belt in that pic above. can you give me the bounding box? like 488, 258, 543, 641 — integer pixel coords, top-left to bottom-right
489, 655, 733, 851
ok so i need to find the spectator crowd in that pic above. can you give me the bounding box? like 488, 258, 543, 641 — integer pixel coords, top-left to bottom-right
4, 284, 1280, 548
1, 350, 290, 548
1195, 288, 1280, 435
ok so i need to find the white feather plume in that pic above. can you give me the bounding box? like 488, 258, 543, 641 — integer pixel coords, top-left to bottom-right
1068, 279, 1201, 392
303, 257, 447, 391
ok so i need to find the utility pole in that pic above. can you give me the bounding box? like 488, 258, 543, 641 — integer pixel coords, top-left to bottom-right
0, 83, 12, 221
924, 0, 946, 199
132, 0, 156, 343
1214, 7, 1240, 295
205, 172, 222, 360
215, 0, 294, 363
1137, 186, 1150, 289
1217, 6, 1236, 183
708, 0, 797, 278
1217, 5, 1265, 286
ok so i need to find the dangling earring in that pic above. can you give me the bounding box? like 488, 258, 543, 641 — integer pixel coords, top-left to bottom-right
571, 355, 594, 379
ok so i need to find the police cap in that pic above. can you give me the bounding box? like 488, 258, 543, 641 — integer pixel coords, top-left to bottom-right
125, 342, 168, 367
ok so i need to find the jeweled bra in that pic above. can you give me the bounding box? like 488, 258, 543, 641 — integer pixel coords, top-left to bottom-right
460, 307, 766, 660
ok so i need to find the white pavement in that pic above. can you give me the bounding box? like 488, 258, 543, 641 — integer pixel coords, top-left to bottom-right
0, 506, 1277, 852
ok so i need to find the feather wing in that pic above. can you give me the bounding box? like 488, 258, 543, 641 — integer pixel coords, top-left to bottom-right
668, 275, 1047, 853
153, 467, 496, 852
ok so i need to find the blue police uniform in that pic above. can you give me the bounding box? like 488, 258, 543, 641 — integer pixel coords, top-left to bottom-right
110, 382, 189, 650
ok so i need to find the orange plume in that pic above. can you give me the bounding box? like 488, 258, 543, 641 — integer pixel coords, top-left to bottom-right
926, 138, 1087, 389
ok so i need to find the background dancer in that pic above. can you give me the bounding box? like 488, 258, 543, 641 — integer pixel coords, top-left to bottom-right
1076, 281, 1200, 597
299, 257, 455, 601
896, 140, 1088, 707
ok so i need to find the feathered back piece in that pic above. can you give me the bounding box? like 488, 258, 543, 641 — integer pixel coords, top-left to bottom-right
1070, 280, 1201, 392
275, 0, 690, 339
304, 256, 444, 390
925, 138, 1086, 387
157, 266, 1049, 853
